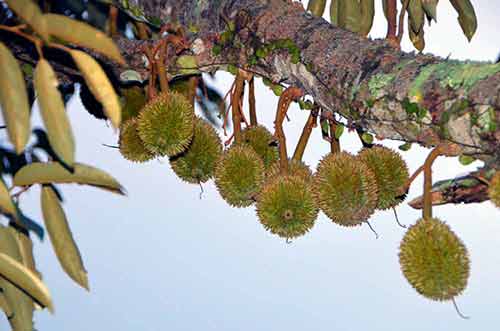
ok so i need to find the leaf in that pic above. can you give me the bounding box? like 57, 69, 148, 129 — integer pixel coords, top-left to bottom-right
334, 124, 345, 139
45, 13, 124, 64
0, 253, 53, 312
449, 0, 477, 41
459, 155, 475, 165
34, 59, 75, 167
361, 132, 374, 145
398, 142, 412, 151
0, 178, 16, 217
7, 227, 40, 281
0, 42, 31, 154
0, 291, 13, 318
408, 0, 425, 33
41, 186, 89, 290
338, 0, 361, 34
408, 19, 425, 51
422, 0, 439, 22
330, 0, 339, 25
13, 162, 125, 195
5, 0, 49, 41
307, 0, 327, 17
70, 50, 121, 128
359, 0, 375, 37
0, 225, 36, 330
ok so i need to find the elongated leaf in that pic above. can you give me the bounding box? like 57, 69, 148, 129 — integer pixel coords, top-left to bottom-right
338, 0, 361, 33
0, 225, 35, 330
359, 0, 375, 37
0, 253, 53, 312
45, 13, 124, 64
409, 19, 425, 51
0, 178, 16, 217
71, 50, 121, 128
0, 292, 12, 317
14, 162, 125, 194
5, 0, 48, 41
0, 42, 31, 154
41, 186, 89, 290
307, 0, 327, 17
7, 227, 40, 280
408, 0, 424, 33
330, 0, 339, 25
34, 59, 75, 167
422, 0, 439, 22
449, 0, 477, 41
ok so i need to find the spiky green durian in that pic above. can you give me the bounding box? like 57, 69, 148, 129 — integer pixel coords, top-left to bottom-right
214, 144, 265, 207
119, 119, 155, 162
239, 125, 279, 169
256, 174, 318, 240
488, 171, 500, 208
170, 117, 222, 184
137, 91, 194, 156
313, 152, 378, 226
399, 218, 470, 301
358, 145, 409, 210
120, 86, 147, 122
266, 159, 313, 182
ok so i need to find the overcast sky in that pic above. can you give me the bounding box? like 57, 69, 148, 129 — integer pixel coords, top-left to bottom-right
1, 1, 500, 330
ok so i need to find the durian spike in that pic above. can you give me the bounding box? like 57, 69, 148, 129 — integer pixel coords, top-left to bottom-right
452, 297, 469, 320
422, 145, 443, 220
248, 76, 257, 126
329, 119, 341, 154
292, 107, 318, 162
366, 221, 379, 239
274, 86, 303, 175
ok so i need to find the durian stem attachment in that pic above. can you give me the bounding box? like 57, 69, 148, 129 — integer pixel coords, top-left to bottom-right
154, 40, 169, 94
274, 86, 304, 174
292, 107, 318, 162
231, 71, 246, 143
108, 5, 118, 37
248, 76, 257, 126
423, 145, 443, 220
384, 0, 398, 43
397, 0, 410, 43
452, 297, 469, 320
401, 165, 424, 195
222, 82, 235, 137
365, 221, 379, 239
329, 119, 341, 154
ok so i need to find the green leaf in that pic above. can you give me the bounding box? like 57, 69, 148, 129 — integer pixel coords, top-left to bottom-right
361, 132, 374, 145
359, 0, 375, 37
41, 186, 89, 290
334, 124, 345, 139
0, 42, 31, 153
338, 0, 361, 33
458, 155, 475, 166
449, 0, 477, 41
5, 0, 48, 41
45, 13, 124, 64
0, 178, 16, 217
34, 59, 75, 167
408, 0, 425, 33
70, 50, 121, 128
330, 0, 339, 25
422, 0, 438, 22
398, 142, 412, 151
13, 162, 125, 195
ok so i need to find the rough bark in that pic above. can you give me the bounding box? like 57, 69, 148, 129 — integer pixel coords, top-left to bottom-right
2, 0, 499, 205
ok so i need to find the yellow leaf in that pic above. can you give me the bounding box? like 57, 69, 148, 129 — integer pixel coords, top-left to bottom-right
45, 13, 125, 64
5, 0, 49, 41
71, 50, 121, 128
0, 42, 31, 153
13, 162, 125, 195
34, 59, 75, 166
0, 178, 16, 217
449, 0, 477, 41
0, 291, 13, 318
41, 186, 89, 290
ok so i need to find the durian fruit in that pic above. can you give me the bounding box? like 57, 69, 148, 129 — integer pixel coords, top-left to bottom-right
119, 119, 155, 162
256, 174, 318, 240
313, 152, 378, 226
214, 144, 265, 207
488, 171, 500, 208
357, 145, 409, 210
137, 91, 194, 157
266, 158, 313, 182
239, 125, 279, 169
170, 117, 222, 184
399, 218, 470, 301
120, 86, 147, 122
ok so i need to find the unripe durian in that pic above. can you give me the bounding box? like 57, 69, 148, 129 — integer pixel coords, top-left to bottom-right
119, 119, 155, 162
399, 218, 470, 301
137, 91, 194, 156
488, 171, 500, 208
313, 152, 378, 226
120, 86, 147, 122
256, 174, 318, 240
170, 117, 222, 184
266, 159, 313, 182
214, 144, 265, 207
358, 145, 409, 210
239, 125, 279, 169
